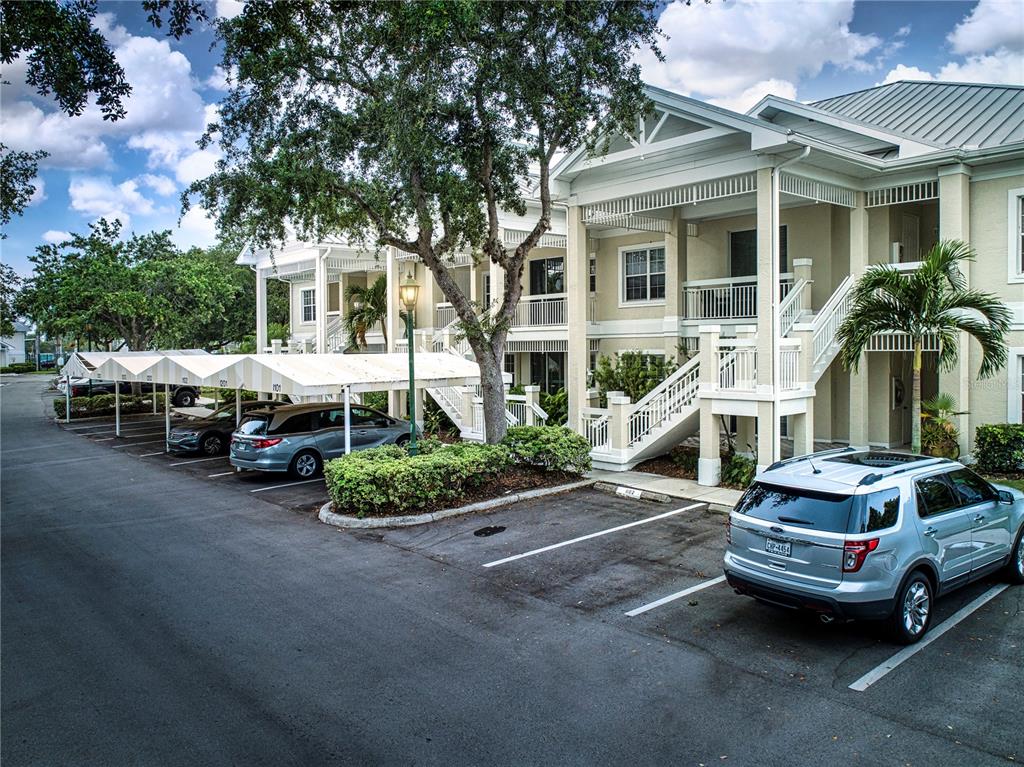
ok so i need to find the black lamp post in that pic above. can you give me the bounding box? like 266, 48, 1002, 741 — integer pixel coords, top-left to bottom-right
398, 269, 420, 455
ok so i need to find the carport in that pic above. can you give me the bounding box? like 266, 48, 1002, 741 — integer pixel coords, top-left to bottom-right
73, 351, 482, 452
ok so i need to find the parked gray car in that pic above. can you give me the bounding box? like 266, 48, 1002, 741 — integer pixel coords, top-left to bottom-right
229, 403, 413, 478
724, 449, 1024, 644
167, 400, 287, 455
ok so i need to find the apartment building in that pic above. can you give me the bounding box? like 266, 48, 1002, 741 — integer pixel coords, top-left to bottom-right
240, 80, 1024, 485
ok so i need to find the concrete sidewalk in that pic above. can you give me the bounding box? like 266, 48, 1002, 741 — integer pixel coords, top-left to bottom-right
589, 469, 743, 512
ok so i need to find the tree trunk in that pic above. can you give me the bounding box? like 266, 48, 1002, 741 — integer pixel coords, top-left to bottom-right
477, 344, 507, 444
911, 339, 922, 455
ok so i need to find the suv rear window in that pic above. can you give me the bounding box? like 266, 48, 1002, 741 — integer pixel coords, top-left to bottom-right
237, 415, 269, 435
735, 482, 856, 533
269, 413, 313, 435
735, 483, 901, 534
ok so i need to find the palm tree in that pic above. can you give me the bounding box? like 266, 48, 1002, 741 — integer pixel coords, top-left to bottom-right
837, 240, 1010, 455
343, 275, 388, 350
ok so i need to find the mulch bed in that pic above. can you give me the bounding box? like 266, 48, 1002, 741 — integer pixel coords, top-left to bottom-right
634, 455, 695, 481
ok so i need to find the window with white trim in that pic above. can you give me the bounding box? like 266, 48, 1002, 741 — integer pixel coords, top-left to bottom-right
300, 288, 316, 323
1010, 188, 1024, 282
621, 245, 665, 303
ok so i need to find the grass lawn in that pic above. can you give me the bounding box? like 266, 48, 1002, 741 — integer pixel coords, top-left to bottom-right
985, 476, 1024, 492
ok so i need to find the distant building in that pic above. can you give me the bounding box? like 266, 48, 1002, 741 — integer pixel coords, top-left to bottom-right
0, 321, 29, 367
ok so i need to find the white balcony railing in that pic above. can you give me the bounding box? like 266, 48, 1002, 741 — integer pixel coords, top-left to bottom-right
436, 303, 457, 328
682, 274, 794, 321
511, 294, 566, 327
717, 341, 757, 391
581, 408, 611, 450
779, 342, 801, 391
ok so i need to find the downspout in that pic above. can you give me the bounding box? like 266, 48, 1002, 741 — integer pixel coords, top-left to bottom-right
770, 146, 810, 463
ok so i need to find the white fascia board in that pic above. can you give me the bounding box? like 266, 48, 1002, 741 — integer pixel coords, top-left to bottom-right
750, 95, 942, 157
643, 84, 790, 139
571, 127, 735, 173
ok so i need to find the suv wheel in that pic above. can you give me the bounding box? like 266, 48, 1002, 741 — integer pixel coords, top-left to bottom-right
290, 450, 322, 479
174, 389, 196, 407
1004, 528, 1024, 585
889, 572, 932, 645
200, 433, 224, 456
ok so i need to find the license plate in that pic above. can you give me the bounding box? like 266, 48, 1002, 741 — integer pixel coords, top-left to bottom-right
765, 538, 791, 557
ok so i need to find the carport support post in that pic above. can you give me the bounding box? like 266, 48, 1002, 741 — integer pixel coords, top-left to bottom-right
152, 385, 158, 414
235, 386, 242, 428
344, 385, 352, 455
115, 386, 121, 437
64, 374, 71, 423
164, 383, 171, 445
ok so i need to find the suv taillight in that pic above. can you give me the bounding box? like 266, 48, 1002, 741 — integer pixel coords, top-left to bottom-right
725, 517, 732, 545
842, 538, 880, 573
252, 437, 282, 450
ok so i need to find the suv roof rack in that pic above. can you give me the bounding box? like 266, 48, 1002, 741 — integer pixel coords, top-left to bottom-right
858, 457, 951, 486
765, 446, 858, 472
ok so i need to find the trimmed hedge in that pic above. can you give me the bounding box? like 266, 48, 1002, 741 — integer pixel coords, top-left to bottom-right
1, 362, 38, 374
324, 442, 510, 517
54, 393, 166, 419
500, 425, 592, 475
975, 424, 1024, 474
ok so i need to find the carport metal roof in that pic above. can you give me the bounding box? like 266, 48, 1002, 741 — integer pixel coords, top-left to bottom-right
79, 351, 482, 396
61, 350, 210, 379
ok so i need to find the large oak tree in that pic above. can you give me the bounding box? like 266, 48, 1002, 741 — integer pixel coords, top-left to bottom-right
189, 0, 661, 442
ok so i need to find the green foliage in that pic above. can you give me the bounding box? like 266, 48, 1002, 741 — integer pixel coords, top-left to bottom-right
16, 220, 258, 351
670, 446, 699, 478
360, 391, 389, 413
921, 393, 962, 458
0, 262, 20, 336
720, 453, 756, 490
838, 240, 1011, 454
540, 388, 568, 427
423, 396, 458, 437
1, 361, 37, 373
500, 425, 591, 475
324, 443, 511, 517
592, 351, 677, 404
54, 393, 166, 419
217, 388, 258, 403
1, 146, 47, 235
974, 424, 1024, 475
344, 275, 389, 349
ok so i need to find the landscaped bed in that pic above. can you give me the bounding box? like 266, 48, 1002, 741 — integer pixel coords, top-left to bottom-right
323, 425, 592, 520
634, 445, 755, 490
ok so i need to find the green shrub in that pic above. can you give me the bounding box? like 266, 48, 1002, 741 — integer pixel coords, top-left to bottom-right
975, 424, 1024, 474
592, 351, 676, 404
361, 391, 389, 413
539, 388, 568, 426
324, 442, 510, 517
500, 425, 591, 475
423, 396, 457, 436
670, 446, 699, 477
721, 452, 756, 489
218, 388, 258, 403
54, 393, 166, 418
1, 362, 38, 374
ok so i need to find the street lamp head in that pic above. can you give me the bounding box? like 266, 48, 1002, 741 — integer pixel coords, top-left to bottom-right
352, 298, 363, 311
399, 270, 420, 312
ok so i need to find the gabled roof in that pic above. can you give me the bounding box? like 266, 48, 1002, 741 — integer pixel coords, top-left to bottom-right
811, 81, 1024, 150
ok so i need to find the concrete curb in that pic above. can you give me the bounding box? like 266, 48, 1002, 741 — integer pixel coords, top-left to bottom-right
593, 481, 672, 504
318, 478, 597, 529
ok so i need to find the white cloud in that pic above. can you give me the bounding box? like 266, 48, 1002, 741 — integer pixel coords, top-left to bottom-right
173, 206, 218, 248
174, 148, 221, 185
204, 65, 232, 91
947, 0, 1024, 56
42, 230, 71, 245
640, 0, 881, 105
896, 25, 912, 38
937, 48, 1024, 84
215, 1, 244, 20
879, 64, 935, 85
27, 180, 47, 207
710, 79, 798, 113
0, 13, 211, 173
68, 176, 156, 230
137, 173, 178, 196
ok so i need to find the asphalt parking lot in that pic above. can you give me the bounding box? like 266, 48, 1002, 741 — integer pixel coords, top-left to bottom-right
4, 376, 1022, 765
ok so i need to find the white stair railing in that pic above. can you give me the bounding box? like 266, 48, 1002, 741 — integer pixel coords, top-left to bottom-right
779, 278, 810, 337
809, 275, 856, 372
626, 356, 701, 448
581, 408, 611, 451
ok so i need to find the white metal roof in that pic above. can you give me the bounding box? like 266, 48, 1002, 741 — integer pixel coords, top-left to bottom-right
811, 81, 1024, 150
74, 351, 481, 397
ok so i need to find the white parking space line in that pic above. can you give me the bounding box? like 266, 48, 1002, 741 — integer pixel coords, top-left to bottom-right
169, 456, 226, 467
624, 575, 728, 617
139, 450, 168, 457
112, 439, 167, 448
249, 478, 324, 493
89, 431, 166, 441
207, 470, 237, 478
848, 584, 1009, 692
482, 503, 705, 568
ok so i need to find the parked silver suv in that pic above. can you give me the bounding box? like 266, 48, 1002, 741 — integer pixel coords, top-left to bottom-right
723, 449, 1024, 644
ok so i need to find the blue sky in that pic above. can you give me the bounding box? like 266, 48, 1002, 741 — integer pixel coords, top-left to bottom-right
2, 0, 1022, 277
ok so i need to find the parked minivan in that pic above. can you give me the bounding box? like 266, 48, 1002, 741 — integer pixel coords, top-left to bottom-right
724, 449, 1024, 644
229, 403, 413, 478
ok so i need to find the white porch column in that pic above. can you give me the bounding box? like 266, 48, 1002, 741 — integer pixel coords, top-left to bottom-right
755, 165, 781, 464
255, 267, 268, 354
698, 325, 721, 486
566, 204, 589, 431
314, 249, 328, 353
386, 249, 403, 417
663, 209, 683, 361
488, 256, 504, 314
849, 191, 870, 446
524, 385, 540, 426
938, 165, 972, 456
